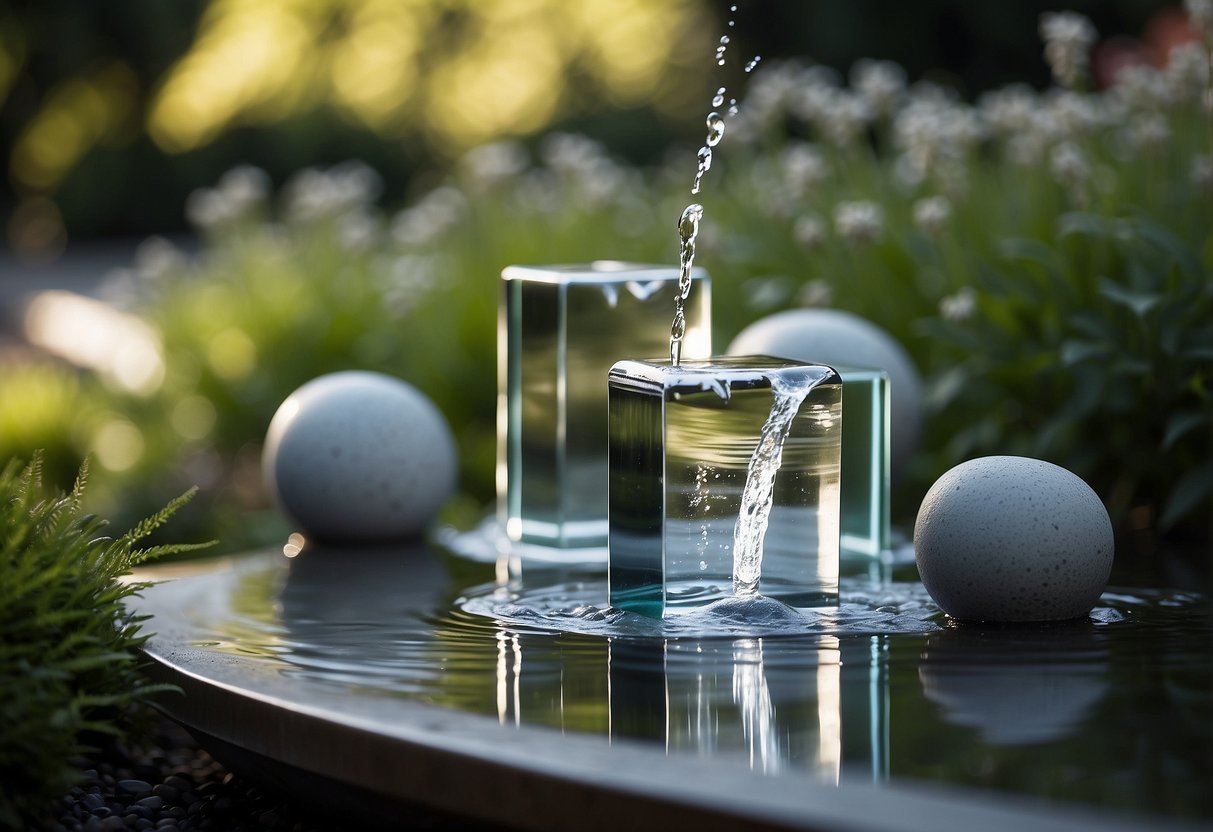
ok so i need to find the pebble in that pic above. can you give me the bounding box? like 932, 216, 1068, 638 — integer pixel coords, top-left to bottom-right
44, 712, 327, 832
118, 780, 152, 796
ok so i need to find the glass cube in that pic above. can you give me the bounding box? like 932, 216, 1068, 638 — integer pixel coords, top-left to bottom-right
834, 366, 891, 561
608, 356, 842, 616
498, 262, 710, 562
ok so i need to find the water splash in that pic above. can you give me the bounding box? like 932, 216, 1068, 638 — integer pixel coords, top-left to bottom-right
669, 203, 703, 365
732, 371, 825, 596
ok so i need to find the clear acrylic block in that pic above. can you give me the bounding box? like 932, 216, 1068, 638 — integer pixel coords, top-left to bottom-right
498, 262, 710, 560
608, 356, 842, 616
834, 366, 891, 561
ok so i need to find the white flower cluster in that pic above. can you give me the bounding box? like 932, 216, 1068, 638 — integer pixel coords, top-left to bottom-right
1187, 0, 1213, 38
1039, 11, 1097, 88
283, 161, 382, 225
391, 186, 467, 247
185, 165, 270, 231
833, 200, 884, 244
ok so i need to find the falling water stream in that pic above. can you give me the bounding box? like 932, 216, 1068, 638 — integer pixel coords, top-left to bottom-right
668, 2, 789, 599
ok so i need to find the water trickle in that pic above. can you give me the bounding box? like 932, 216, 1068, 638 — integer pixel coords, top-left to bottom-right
669, 204, 703, 365
715, 35, 730, 66
691, 147, 713, 195
732, 372, 824, 596
706, 112, 726, 147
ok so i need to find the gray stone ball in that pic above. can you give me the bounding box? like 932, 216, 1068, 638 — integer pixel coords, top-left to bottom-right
914, 456, 1114, 622
263, 371, 458, 542
727, 308, 923, 481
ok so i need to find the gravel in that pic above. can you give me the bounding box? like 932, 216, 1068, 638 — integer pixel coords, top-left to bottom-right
46, 714, 326, 832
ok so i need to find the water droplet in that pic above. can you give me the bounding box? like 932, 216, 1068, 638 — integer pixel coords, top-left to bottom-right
728, 99, 739, 116
744, 55, 762, 73
705, 112, 725, 147
713, 86, 726, 108
699, 560, 709, 571
719, 35, 730, 45
678, 204, 704, 242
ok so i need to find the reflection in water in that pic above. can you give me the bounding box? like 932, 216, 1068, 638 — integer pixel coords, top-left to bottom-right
918, 623, 1109, 746
177, 546, 1211, 819
732, 639, 780, 773
609, 636, 857, 781
496, 630, 522, 727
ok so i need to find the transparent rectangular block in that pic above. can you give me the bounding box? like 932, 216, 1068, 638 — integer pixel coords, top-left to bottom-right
608, 356, 842, 616
834, 366, 891, 561
498, 262, 710, 559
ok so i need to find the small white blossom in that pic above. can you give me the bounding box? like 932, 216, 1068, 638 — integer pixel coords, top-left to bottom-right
337, 208, 381, 253
1186, 0, 1213, 38
893, 93, 982, 183
1192, 155, 1213, 190
1166, 42, 1211, 102
461, 141, 529, 187
133, 236, 187, 282
1040, 11, 1097, 89
913, 195, 952, 235
283, 162, 380, 224
1128, 112, 1171, 150
185, 187, 237, 231
793, 214, 826, 249
851, 59, 907, 115
377, 254, 441, 318
391, 186, 467, 246
216, 165, 270, 211
797, 278, 833, 307
1112, 65, 1172, 111
1050, 141, 1091, 190
739, 61, 808, 134
939, 287, 978, 322
785, 64, 843, 120
781, 143, 828, 195
1044, 90, 1103, 137
833, 200, 884, 244
541, 133, 607, 175
979, 85, 1038, 137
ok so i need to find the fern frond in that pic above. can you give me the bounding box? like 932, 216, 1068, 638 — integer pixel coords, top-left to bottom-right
113, 486, 199, 549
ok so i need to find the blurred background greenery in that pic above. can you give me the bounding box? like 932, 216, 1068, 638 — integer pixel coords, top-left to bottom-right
0, 0, 1209, 585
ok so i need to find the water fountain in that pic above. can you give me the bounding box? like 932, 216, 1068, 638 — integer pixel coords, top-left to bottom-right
128, 7, 1212, 831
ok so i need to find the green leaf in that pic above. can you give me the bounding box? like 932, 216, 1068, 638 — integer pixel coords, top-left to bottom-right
1057, 212, 1111, 240
998, 237, 1063, 273
1128, 217, 1204, 277
1160, 463, 1213, 529
1162, 411, 1211, 450
1097, 277, 1162, 317
1059, 339, 1110, 366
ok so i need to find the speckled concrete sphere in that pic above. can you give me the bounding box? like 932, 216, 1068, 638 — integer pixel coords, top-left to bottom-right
727, 308, 923, 481
914, 456, 1113, 622
263, 371, 457, 542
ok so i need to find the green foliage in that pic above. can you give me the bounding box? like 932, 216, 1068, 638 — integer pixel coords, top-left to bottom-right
0, 454, 211, 829
6, 17, 1210, 562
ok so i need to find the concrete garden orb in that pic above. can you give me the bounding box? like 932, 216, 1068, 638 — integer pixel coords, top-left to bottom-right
727, 308, 923, 481
914, 456, 1114, 622
263, 371, 457, 542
